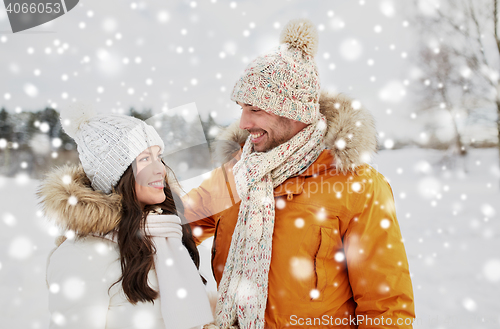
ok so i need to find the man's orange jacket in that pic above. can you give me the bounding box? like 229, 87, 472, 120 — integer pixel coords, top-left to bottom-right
183, 92, 415, 328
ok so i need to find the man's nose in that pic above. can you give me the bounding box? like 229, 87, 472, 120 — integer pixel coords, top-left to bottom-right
239, 109, 253, 130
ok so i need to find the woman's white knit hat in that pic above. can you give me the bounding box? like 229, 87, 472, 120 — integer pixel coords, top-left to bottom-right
59, 103, 164, 194
231, 18, 320, 124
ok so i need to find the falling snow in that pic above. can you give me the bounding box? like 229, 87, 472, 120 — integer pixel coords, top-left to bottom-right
482, 259, 500, 283
0, 1, 498, 328
62, 277, 86, 300
290, 257, 314, 280
8, 236, 33, 260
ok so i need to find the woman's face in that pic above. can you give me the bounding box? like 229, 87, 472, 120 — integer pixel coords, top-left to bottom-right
134, 145, 166, 208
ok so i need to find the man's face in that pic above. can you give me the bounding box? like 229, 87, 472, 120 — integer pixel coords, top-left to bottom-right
238, 102, 308, 152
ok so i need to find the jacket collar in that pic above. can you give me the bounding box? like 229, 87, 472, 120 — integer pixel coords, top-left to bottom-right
215, 91, 378, 174
37, 165, 122, 236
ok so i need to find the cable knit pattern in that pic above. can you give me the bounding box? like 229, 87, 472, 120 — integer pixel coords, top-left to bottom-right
215, 115, 327, 329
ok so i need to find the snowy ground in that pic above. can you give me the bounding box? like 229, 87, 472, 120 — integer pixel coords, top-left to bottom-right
1, 148, 499, 329
373, 148, 500, 328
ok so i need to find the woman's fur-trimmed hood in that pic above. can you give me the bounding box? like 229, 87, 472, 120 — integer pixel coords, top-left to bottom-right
37, 165, 122, 236
216, 90, 378, 172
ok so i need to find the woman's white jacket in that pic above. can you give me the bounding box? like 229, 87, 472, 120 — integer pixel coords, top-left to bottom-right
39, 165, 169, 329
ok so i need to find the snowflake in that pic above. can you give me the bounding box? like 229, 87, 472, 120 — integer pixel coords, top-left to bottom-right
68, 196, 78, 206
380, 0, 395, 17
310, 289, 320, 299
24, 83, 39, 97
462, 298, 477, 312
316, 208, 327, 221
51, 312, 66, 326
290, 257, 313, 280
193, 227, 203, 237
49, 283, 60, 294
294, 218, 304, 228
483, 259, 500, 283
3, 213, 16, 227
8, 236, 33, 260
63, 277, 86, 300
481, 204, 495, 217
380, 219, 391, 229
334, 251, 345, 262
276, 199, 286, 209
177, 288, 188, 299
340, 39, 363, 61
379, 80, 406, 103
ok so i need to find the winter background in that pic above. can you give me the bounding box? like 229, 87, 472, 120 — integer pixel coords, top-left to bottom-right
1, 0, 500, 328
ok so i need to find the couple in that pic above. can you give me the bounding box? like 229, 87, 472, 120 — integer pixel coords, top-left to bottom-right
39, 19, 415, 329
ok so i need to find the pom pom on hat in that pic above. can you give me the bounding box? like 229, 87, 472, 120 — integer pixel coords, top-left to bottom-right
279, 18, 319, 57
231, 18, 321, 124
59, 101, 97, 139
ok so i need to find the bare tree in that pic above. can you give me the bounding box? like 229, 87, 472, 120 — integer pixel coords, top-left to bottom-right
411, 0, 500, 166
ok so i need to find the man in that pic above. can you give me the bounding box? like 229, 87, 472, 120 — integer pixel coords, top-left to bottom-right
183, 19, 415, 329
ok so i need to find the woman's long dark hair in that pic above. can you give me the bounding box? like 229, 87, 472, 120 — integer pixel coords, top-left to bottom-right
112, 161, 204, 304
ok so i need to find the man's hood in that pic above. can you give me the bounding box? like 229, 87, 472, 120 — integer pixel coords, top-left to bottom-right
215, 90, 378, 172
37, 165, 122, 236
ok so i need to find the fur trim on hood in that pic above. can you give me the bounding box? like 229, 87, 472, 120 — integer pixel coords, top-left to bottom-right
215, 90, 378, 172
37, 165, 122, 236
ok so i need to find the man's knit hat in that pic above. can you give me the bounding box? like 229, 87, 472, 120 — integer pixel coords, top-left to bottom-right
231, 19, 320, 124
60, 103, 164, 194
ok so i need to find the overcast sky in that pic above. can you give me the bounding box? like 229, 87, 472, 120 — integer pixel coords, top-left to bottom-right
0, 0, 427, 142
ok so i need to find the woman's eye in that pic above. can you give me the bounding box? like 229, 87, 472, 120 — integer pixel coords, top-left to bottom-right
140, 156, 149, 162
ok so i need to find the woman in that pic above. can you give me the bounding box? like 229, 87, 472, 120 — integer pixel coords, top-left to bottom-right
38, 106, 213, 329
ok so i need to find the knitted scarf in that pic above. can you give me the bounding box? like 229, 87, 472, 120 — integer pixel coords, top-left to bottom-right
215, 115, 327, 329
